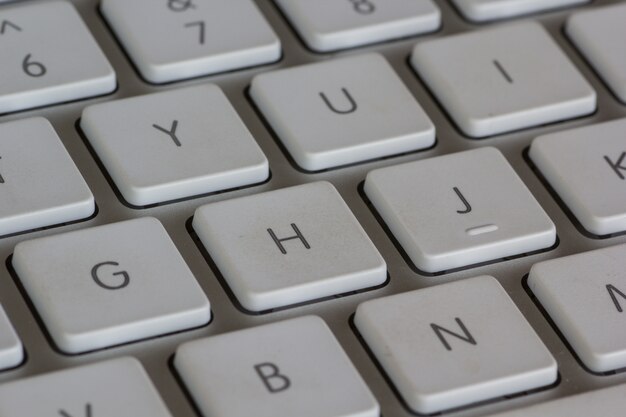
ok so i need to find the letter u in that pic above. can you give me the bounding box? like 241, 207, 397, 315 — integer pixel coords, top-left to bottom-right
319, 88, 357, 114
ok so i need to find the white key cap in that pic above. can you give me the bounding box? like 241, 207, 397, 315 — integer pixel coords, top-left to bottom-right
567, 3, 626, 104
355, 275, 557, 414
365, 147, 555, 273
250, 53, 435, 171
193, 181, 386, 311
81, 85, 268, 207
175, 315, 379, 417
485, 384, 626, 417
101, 0, 280, 84
12, 217, 210, 354
452, 0, 589, 23
530, 118, 626, 236
274, 0, 440, 52
0, 305, 22, 371
529, 244, 626, 373
411, 22, 596, 138
0, 0, 115, 114
0, 357, 173, 416
0, 117, 94, 236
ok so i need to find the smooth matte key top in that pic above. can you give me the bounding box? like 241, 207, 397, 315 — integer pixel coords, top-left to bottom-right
411, 22, 596, 138
12, 217, 211, 354
452, 0, 589, 22
365, 147, 555, 273
529, 244, 626, 373
567, 3, 626, 104
175, 315, 379, 417
251, 53, 435, 171
101, 0, 281, 83
193, 181, 386, 311
0, 305, 23, 371
0, 357, 173, 416
530, 118, 626, 236
81, 85, 269, 206
355, 275, 557, 414
0, 0, 115, 113
0, 117, 94, 236
275, 0, 440, 52
485, 384, 626, 417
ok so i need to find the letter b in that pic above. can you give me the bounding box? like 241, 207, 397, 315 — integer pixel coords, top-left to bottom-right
254, 362, 291, 393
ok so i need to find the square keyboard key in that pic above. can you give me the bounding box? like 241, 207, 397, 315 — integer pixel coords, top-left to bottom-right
365, 147, 555, 273
275, 0, 440, 52
529, 244, 626, 373
175, 316, 379, 417
411, 22, 596, 137
452, 0, 589, 22
0, 305, 23, 371
193, 181, 386, 311
355, 275, 557, 414
0, 357, 173, 416
0, 117, 94, 236
486, 384, 626, 417
567, 3, 626, 104
12, 217, 211, 354
101, 0, 281, 83
0, 0, 116, 113
81, 85, 269, 207
530, 118, 626, 236
250, 53, 435, 171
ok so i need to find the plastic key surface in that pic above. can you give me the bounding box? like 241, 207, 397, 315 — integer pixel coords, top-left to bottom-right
0, 305, 22, 371
275, 0, 440, 52
81, 85, 269, 206
193, 181, 386, 311
251, 53, 435, 171
0, 117, 94, 236
101, 0, 280, 83
411, 22, 596, 138
0, 0, 115, 113
529, 243, 626, 373
0, 357, 173, 417
175, 315, 379, 417
365, 147, 555, 273
12, 217, 211, 354
355, 275, 557, 414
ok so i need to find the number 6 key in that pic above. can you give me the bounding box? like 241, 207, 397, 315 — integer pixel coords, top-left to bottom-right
0, 0, 116, 114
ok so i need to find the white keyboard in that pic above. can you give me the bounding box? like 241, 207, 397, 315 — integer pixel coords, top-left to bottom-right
0, 0, 625, 416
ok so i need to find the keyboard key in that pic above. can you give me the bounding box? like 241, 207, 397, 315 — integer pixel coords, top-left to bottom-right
0, 0, 115, 114
81, 85, 268, 206
175, 315, 379, 417
355, 275, 557, 414
101, 0, 281, 84
411, 22, 596, 138
530, 118, 626, 236
365, 147, 555, 273
193, 181, 386, 311
250, 53, 435, 171
529, 244, 626, 373
0, 305, 23, 371
485, 383, 626, 417
0, 117, 94, 236
0, 357, 173, 416
12, 217, 210, 354
452, 0, 589, 23
274, 0, 440, 52
567, 3, 626, 104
